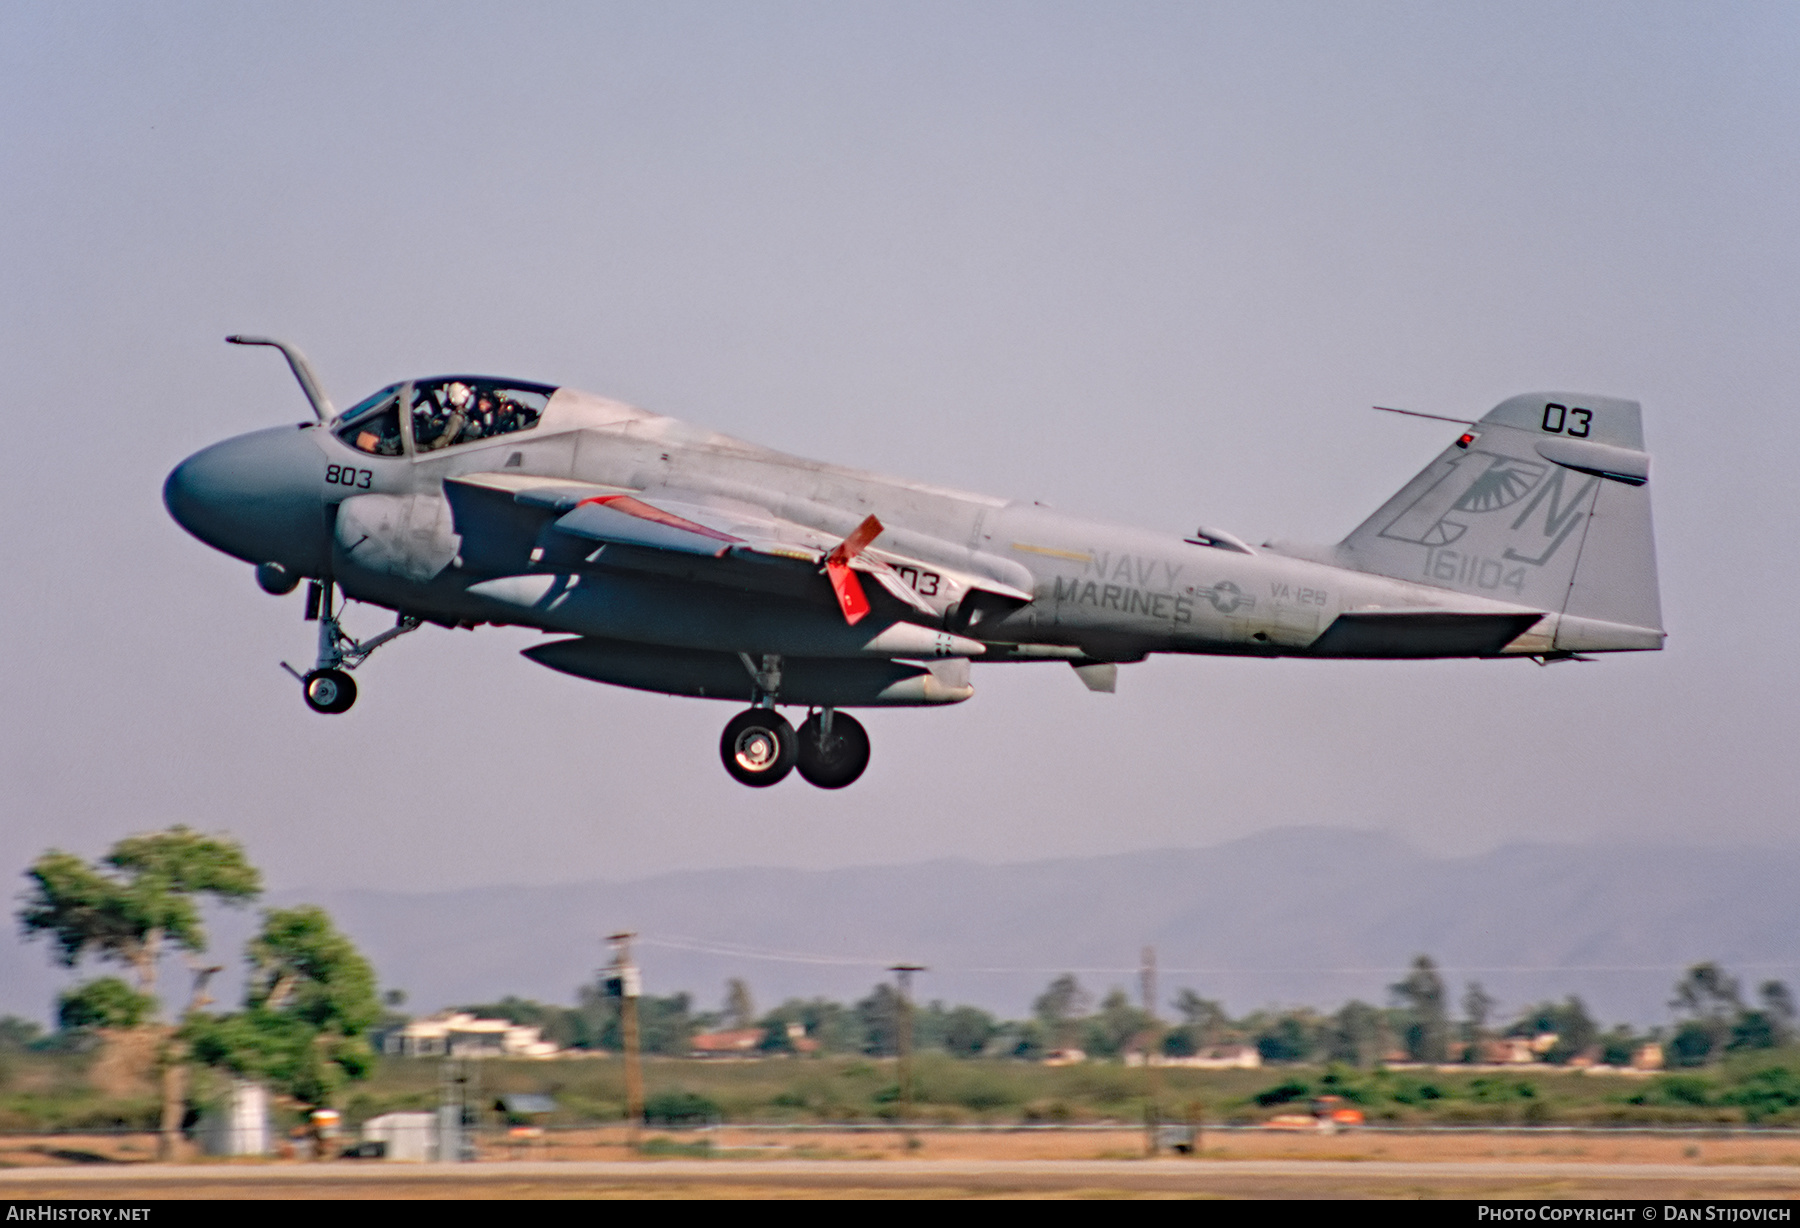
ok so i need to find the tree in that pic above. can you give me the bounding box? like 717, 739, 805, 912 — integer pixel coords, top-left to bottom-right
1672, 962, 1742, 1020
1462, 982, 1497, 1047
1669, 962, 1744, 1067
575, 984, 700, 1055
1598, 1025, 1640, 1068
940, 1005, 1000, 1058
755, 998, 858, 1054
1255, 1011, 1319, 1064
1729, 1010, 1783, 1052
1724, 980, 1796, 1053
637, 993, 698, 1056
19, 827, 260, 1160
724, 979, 756, 1030
0, 1017, 45, 1052
1506, 998, 1598, 1064
1004, 1019, 1050, 1061
57, 977, 156, 1031
1322, 1000, 1388, 1068
1171, 990, 1229, 1049
1545, 997, 1598, 1064
19, 827, 261, 997
856, 983, 902, 1056
1669, 1019, 1720, 1068
184, 906, 382, 1111
1390, 955, 1449, 1063
1751, 981, 1797, 1049
1032, 974, 1092, 1048
1083, 988, 1150, 1059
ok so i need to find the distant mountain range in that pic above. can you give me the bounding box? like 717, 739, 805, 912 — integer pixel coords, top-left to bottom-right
6, 828, 1796, 1029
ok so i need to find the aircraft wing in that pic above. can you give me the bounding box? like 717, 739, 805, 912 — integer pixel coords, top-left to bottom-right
444, 472, 1030, 626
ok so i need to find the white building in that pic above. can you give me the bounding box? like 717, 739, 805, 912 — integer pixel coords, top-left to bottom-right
361, 1111, 438, 1162
383, 1012, 560, 1059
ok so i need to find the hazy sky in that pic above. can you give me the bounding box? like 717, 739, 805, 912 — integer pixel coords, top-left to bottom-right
3, 0, 1797, 935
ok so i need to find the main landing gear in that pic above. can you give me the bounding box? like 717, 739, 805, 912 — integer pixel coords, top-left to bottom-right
796, 709, 870, 789
718, 707, 870, 788
720, 709, 798, 786
719, 652, 871, 788
282, 578, 419, 716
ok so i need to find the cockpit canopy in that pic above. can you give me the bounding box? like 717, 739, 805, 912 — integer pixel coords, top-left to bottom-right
333, 377, 558, 457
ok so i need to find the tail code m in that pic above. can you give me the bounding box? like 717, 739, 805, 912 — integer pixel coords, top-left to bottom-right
1502, 467, 1599, 567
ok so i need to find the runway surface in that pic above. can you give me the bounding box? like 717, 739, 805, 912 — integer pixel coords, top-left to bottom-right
4, 1159, 1800, 1199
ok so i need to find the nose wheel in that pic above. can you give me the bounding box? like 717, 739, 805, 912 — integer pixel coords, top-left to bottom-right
282, 579, 420, 716
796, 711, 870, 788
302, 668, 357, 714
720, 709, 799, 786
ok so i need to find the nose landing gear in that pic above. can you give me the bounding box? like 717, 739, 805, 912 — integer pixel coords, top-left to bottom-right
281, 579, 420, 716
303, 668, 357, 714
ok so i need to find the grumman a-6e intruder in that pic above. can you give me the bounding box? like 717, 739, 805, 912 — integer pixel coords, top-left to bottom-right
166, 337, 1663, 788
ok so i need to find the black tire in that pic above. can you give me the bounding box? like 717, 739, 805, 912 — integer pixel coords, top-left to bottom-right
719, 709, 798, 786
795, 711, 870, 789
303, 668, 357, 715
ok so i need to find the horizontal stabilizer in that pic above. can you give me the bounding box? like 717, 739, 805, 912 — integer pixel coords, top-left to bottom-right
1309, 610, 1545, 658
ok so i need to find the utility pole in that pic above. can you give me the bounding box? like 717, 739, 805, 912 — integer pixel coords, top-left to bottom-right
889, 964, 925, 1144
1142, 945, 1162, 1157
608, 932, 644, 1150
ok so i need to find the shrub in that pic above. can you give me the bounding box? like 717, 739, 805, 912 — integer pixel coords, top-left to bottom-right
1254, 1078, 1311, 1107
1628, 1074, 1713, 1108
1722, 1067, 1800, 1123
1469, 1077, 1537, 1103
642, 1089, 719, 1127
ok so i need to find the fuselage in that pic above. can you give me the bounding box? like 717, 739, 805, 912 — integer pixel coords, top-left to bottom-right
167, 382, 1557, 665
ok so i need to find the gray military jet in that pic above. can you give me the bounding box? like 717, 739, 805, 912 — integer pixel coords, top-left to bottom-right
165, 337, 1662, 789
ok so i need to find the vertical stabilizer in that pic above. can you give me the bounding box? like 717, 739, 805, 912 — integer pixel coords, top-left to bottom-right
1333, 393, 1662, 649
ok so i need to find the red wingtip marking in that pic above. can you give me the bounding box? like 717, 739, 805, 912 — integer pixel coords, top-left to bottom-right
826, 558, 871, 625
575, 495, 742, 544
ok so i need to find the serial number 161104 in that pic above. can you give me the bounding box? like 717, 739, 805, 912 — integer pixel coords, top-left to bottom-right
1424, 547, 1528, 594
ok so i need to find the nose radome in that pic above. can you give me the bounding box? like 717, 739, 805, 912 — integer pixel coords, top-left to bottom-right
165, 425, 328, 571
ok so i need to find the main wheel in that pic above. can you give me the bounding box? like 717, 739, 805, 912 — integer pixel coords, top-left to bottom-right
720, 709, 798, 786
303, 668, 357, 715
796, 711, 870, 789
